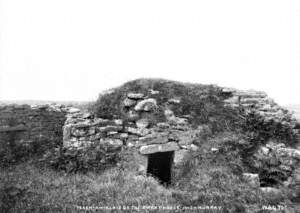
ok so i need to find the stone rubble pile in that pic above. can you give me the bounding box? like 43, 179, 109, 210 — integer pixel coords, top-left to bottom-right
222, 88, 300, 141
254, 142, 300, 185
242, 142, 300, 198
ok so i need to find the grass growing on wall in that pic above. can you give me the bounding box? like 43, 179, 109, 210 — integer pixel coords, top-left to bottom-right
91, 78, 240, 132
1, 131, 298, 212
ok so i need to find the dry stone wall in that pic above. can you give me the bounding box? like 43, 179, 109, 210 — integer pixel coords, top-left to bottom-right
0, 104, 68, 158
64, 88, 300, 151
63, 91, 202, 170
222, 88, 300, 192
222, 88, 300, 142
242, 142, 300, 196
63, 88, 300, 186
1, 84, 299, 189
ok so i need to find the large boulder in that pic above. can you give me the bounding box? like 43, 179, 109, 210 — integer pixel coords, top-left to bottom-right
134, 99, 158, 112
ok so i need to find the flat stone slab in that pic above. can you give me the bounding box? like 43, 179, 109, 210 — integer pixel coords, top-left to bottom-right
0, 125, 27, 132
139, 142, 179, 155
127, 93, 144, 99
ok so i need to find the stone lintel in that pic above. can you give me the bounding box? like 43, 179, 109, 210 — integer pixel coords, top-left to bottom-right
139, 142, 179, 155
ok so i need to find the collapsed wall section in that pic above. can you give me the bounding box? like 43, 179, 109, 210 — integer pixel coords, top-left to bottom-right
222, 88, 300, 143
0, 104, 68, 159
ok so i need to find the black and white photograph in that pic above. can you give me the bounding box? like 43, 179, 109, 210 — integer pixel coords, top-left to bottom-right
0, 0, 300, 212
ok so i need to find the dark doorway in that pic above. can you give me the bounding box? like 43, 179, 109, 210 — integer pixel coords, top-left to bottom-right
147, 151, 174, 186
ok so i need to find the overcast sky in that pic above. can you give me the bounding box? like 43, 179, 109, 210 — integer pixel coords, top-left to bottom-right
0, 0, 299, 105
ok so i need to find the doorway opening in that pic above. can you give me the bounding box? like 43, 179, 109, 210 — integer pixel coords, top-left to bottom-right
147, 151, 174, 186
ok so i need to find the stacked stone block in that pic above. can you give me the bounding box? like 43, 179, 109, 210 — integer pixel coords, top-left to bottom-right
0, 104, 67, 154
222, 88, 300, 142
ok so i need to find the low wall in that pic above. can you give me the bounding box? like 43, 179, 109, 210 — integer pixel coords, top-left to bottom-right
0, 86, 299, 188
0, 104, 67, 157
222, 88, 300, 142
62, 92, 202, 172
63, 88, 300, 186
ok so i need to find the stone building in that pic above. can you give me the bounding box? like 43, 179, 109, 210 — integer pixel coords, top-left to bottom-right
0, 79, 299, 188
62, 85, 300, 186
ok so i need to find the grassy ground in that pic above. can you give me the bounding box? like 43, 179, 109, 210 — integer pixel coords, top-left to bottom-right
1, 132, 298, 213
0, 163, 173, 212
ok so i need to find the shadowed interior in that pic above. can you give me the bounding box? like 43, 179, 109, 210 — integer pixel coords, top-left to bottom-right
147, 151, 174, 186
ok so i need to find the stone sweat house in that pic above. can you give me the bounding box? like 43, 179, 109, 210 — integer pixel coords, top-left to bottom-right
64, 87, 300, 188
0, 85, 300, 189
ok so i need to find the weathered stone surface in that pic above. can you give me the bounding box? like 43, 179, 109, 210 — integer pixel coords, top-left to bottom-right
127, 92, 144, 99
224, 96, 240, 105
253, 142, 300, 187
89, 133, 102, 141
93, 118, 113, 126
127, 110, 140, 121
211, 147, 219, 153
164, 108, 188, 125
292, 168, 300, 184
139, 142, 179, 154
235, 90, 267, 98
73, 121, 91, 128
72, 128, 86, 137
82, 113, 92, 119
101, 138, 123, 150
174, 149, 189, 165
260, 187, 282, 199
260, 147, 269, 155
114, 119, 123, 126
139, 135, 169, 145
0, 104, 67, 150
68, 107, 81, 113
63, 124, 72, 146
136, 118, 150, 129
99, 125, 123, 133
177, 130, 198, 146
188, 144, 199, 151
157, 122, 170, 129
123, 98, 136, 107
134, 98, 157, 111
126, 127, 150, 136
221, 87, 236, 94
149, 89, 159, 95
119, 133, 129, 140
0, 124, 27, 132
168, 98, 181, 104
107, 131, 118, 136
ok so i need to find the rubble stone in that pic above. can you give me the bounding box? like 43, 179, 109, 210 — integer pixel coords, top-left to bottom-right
134, 99, 157, 111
